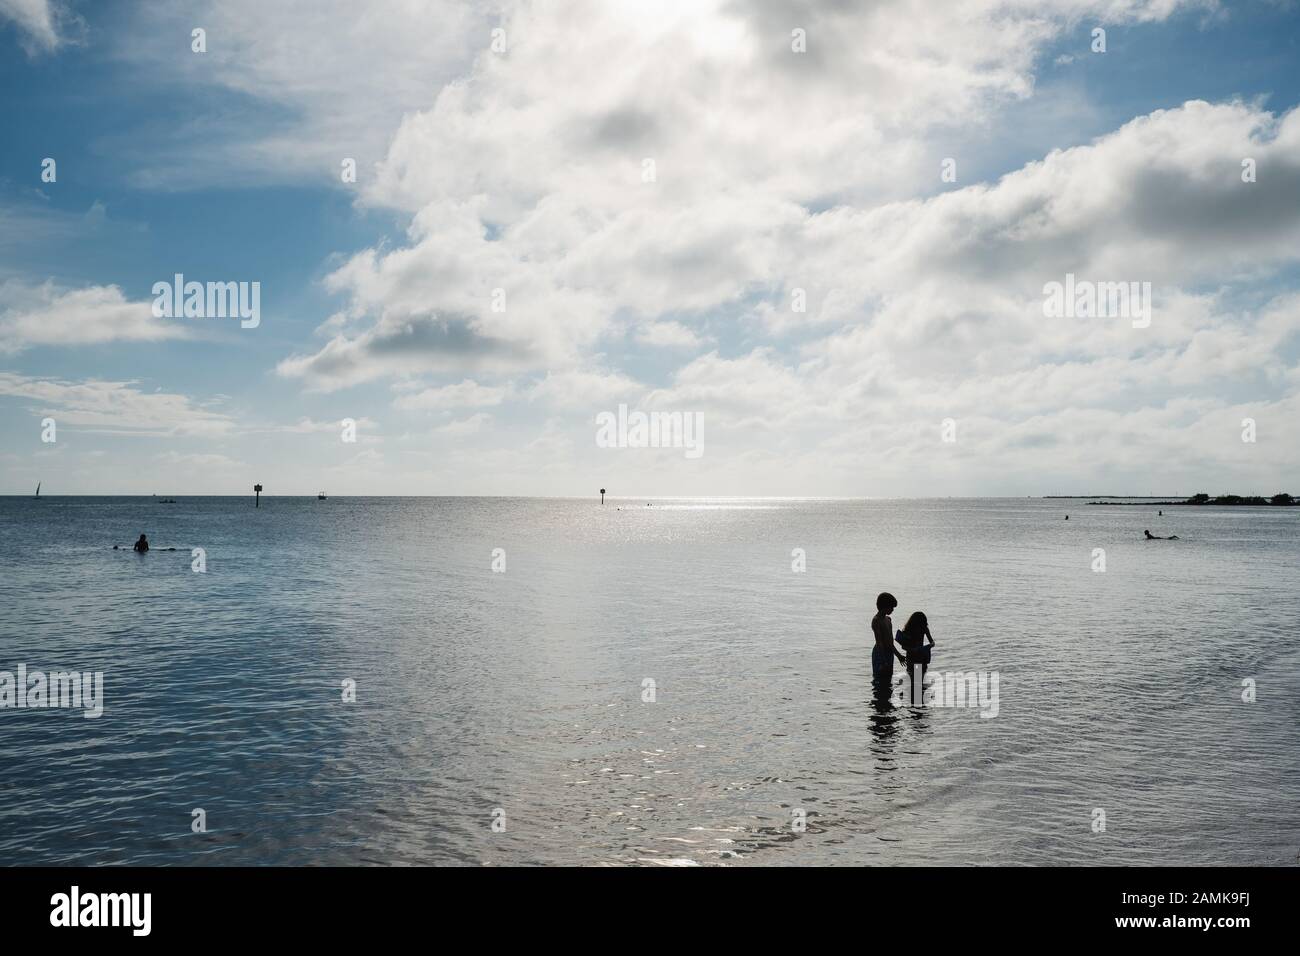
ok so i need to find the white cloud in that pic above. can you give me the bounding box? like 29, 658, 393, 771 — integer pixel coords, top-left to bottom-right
21, 0, 1300, 495
0, 0, 81, 54
252, 0, 1300, 493
272, 0, 1212, 395
393, 379, 511, 412
526, 369, 645, 410
432, 412, 491, 437
323, 447, 386, 476
648, 350, 811, 429
0, 281, 189, 353
0, 373, 234, 437
258, 416, 381, 436
109, 0, 497, 188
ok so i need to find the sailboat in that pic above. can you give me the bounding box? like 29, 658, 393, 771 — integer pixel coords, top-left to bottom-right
317, 491, 327, 500
34, 482, 40, 499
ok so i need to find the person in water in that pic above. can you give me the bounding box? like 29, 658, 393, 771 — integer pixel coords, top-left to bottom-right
1144, 529, 1179, 540
133, 533, 149, 553
871, 592, 906, 691
896, 611, 935, 701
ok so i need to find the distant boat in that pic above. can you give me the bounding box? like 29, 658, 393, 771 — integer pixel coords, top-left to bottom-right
317, 492, 327, 500
34, 482, 40, 498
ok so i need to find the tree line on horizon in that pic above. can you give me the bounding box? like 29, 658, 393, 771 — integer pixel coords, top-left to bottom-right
1185, 493, 1295, 506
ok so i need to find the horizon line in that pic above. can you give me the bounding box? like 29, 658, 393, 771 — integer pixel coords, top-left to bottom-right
2, 492, 1199, 500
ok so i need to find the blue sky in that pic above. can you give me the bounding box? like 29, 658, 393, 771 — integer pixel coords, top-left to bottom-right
2, 0, 1299, 495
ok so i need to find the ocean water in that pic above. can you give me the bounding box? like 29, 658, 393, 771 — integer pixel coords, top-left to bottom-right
0, 496, 1296, 867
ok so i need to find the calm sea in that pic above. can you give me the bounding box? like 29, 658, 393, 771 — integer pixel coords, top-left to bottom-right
0, 496, 1296, 866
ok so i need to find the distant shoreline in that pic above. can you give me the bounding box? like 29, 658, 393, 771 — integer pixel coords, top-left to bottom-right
1082, 493, 1297, 507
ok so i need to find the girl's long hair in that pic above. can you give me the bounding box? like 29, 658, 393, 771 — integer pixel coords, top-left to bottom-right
903, 611, 928, 638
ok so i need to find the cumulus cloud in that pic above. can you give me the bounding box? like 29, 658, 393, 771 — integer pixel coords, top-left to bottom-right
0, 373, 235, 437
526, 369, 645, 410
36, 0, 1300, 494
0, 281, 190, 353
432, 412, 492, 437
275, 0, 1218, 394
788, 100, 1300, 385
393, 379, 511, 412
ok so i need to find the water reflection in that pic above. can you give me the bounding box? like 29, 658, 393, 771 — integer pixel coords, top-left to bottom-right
868, 687, 901, 767
1, 496, 1296, 865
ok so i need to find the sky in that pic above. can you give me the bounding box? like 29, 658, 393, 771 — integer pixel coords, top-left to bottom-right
1, 0, 1299, 497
